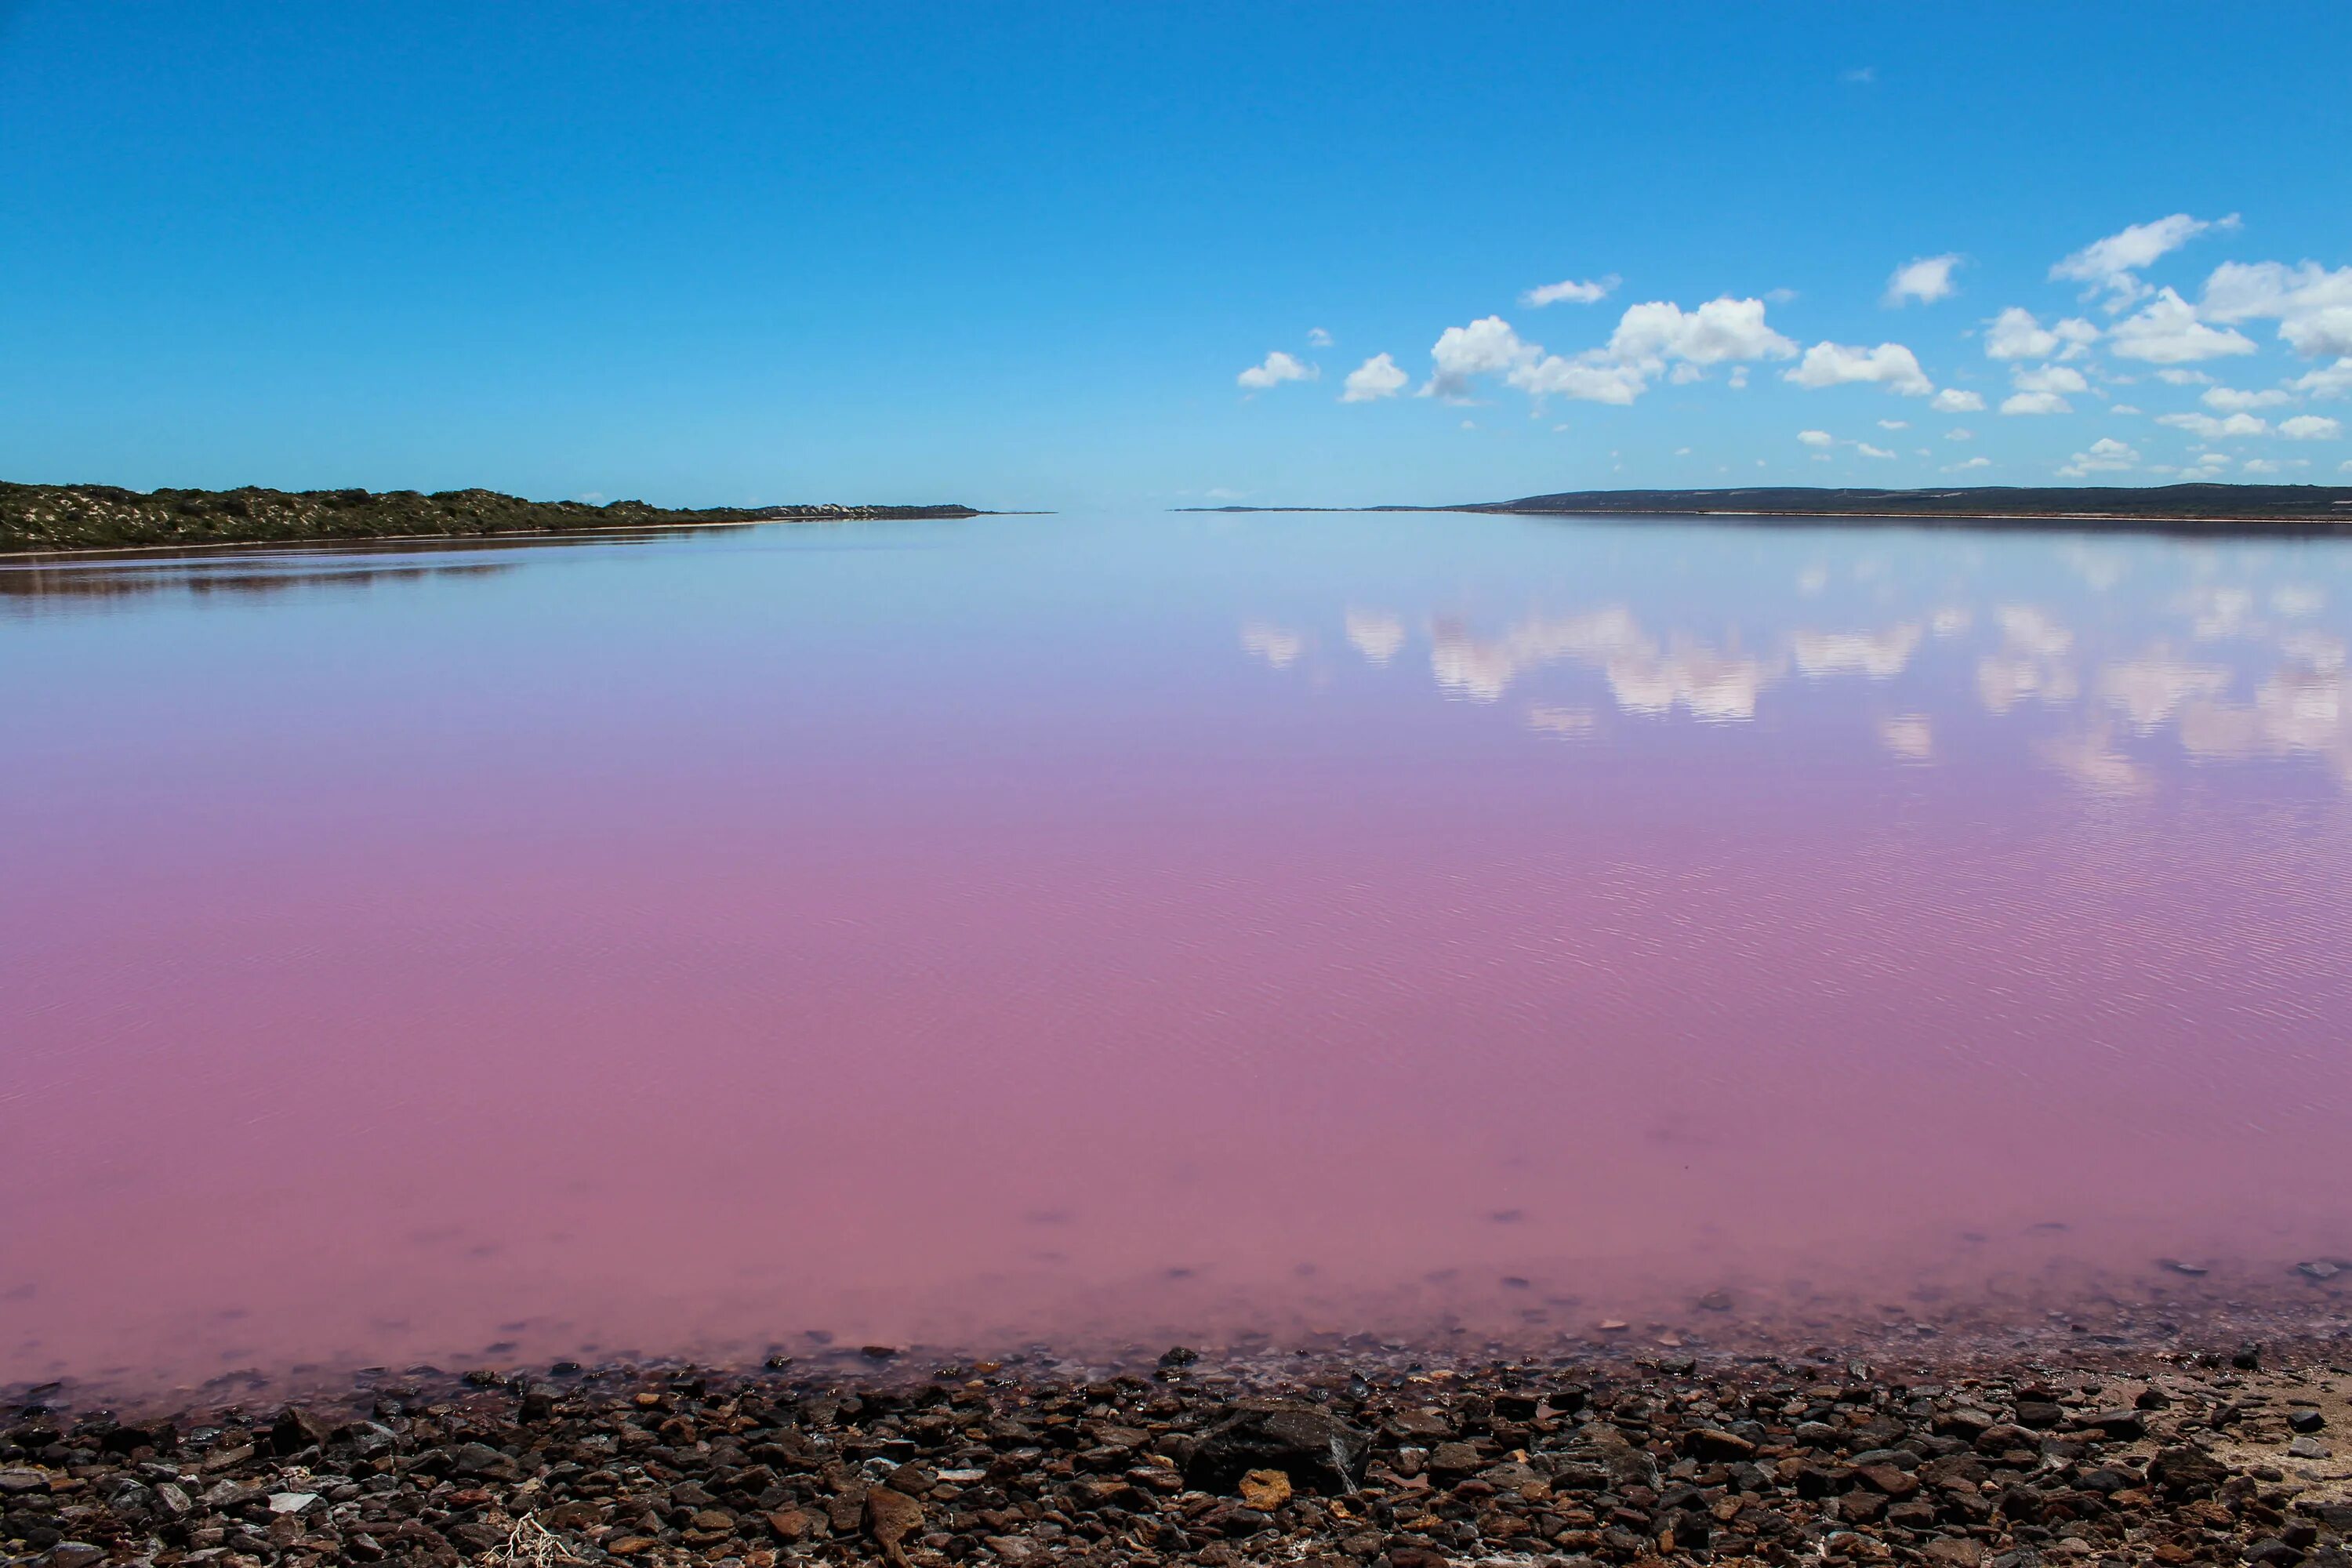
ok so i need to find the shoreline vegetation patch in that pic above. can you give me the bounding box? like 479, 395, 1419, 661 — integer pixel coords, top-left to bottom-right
0, 484, 982, 555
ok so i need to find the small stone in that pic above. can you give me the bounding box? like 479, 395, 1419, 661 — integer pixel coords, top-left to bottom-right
1237, 1468, 1292, 1510
865, 1486, 924, 1563
1696, 1289, 1733, 1312
48, 1544, 103, 1568
2298, 1261, 2343, 1282
764, 1508, 811, 1543
607, 1537, 659, 1556
2288, 1436, 2332, 1460
0, 1468, 51, 1495
266, 1492, 318, 1513
2289, 1410, 2327, 1434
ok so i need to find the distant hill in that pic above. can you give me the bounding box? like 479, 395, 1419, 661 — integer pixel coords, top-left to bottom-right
0, 483, 982, 554
1182, 483, 2352, 528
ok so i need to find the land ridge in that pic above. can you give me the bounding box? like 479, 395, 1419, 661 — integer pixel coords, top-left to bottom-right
1181, 482, 2352, 529
0, 484, 985, 557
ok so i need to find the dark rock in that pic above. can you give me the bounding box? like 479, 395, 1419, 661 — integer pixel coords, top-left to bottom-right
2288, 1410, 2327, 1435
1181, 1399, 1371, 1495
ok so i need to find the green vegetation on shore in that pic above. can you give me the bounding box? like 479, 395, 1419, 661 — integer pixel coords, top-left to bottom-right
0, 483, 981, 554
1184, 482, 2352, 528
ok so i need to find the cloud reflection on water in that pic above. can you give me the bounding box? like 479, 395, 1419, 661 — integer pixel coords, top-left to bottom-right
1242, 526, 2352, 797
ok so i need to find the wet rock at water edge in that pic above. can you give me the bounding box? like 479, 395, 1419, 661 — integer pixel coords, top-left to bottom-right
1182, 1397, 1372, 1494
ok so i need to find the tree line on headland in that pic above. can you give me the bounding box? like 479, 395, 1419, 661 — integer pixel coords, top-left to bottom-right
0, 483, 982, 554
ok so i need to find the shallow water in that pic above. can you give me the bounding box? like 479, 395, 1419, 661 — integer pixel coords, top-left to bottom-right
5, 512, 2352, 1392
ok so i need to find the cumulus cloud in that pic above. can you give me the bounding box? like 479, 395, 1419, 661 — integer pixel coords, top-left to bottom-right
1885, 254, 1964, 306
2156, 368, 2214, 386
1984, 307, 2100, 361
1341, 353, 1408, 402
2201, 260, 2352, 358
1878, 419, 1909, 430
1608, 297, 1797, 368
1947, 426, 1975, 440
2013, 365, 2089, 397
1424, 317, 1530, 399
1425, 297, 1794, 406
1931, 388, 1985, 413
2107, 288, 2258, 364
2281, 415, 2343, 441
2002, 390, 2072, 416
1237, 350, 1318, 390
1857, 442, 1897, 459
1785, 340, 1934, 395
1797, 429, 1835, 447
1523, 274, 1620, 307
2157, 411, 2269, 437
2052, 212, 2238, 306
2202, 386, 2292, 412
2059, 437, 2140, 477
2290, 360, 2352, 399
1944, 456, 1992, 471
1306, 327, 1334, 347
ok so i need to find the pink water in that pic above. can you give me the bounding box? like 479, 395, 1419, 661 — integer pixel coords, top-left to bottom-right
5, 514, 2352, 1392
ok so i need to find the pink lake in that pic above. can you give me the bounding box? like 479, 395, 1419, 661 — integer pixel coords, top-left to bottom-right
5, 512, 2352, 1395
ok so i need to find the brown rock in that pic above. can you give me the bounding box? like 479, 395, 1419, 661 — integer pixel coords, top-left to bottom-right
866, 1486, 924, 1566
1239, 1468, 1294, 1510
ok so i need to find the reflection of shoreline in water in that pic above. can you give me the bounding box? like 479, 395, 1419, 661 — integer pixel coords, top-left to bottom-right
0, 555, 516, 612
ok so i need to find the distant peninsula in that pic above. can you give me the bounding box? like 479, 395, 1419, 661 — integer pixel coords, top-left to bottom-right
0, 483, 984, 555
1181, 482, 2352, 529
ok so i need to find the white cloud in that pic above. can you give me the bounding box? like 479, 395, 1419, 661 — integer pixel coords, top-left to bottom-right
1985, 307, 2100, 361
1306, 327, 1334, 347
2201, 260, 2352, 358
2107, 287, 2258, 364
1786, 340, 1933, 395
1931, 388, 1985, 413
1608, 296, 1797, 368
2002, 391, 2072, 416
1728, 365, 1750, 389
1841, 65, 1876, 84
1237, 350, 1317, 390
2202, 385, 2292, 412
1944, 456, 1992, 471
1424, 317, 1530, 399
2156, 368, 2214, 386
1797, 429, 1835, 446
1946, 426, 1974, 440
2052, 212, 2238, 306
1523, 274, 1620, 307
1878, 419, 1909, 430
1856, 442, 1897, 459
2058, 437, 2140, 477
1341, 352, 1408, 403
2157, 410, 2268, 437
2013, 364, 2089, 397
2243, 459, 2282, 474
2281, 415, 2343, 441
2290, 359, 2352, 399
1509, 354, 1648, 405
1885, 254, 1963, 306
1426, 298, 1794, 406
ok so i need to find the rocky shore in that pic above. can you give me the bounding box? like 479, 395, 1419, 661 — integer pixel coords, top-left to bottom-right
0, 485, 982, 555
9, 1337, 2352, 1568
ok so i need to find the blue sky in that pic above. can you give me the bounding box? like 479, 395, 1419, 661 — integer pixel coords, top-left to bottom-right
2, 2, 2347, 510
